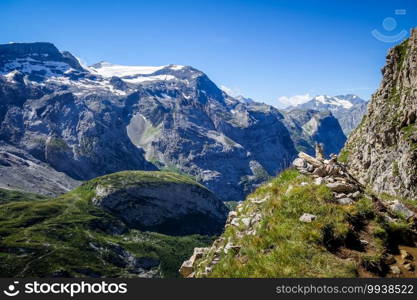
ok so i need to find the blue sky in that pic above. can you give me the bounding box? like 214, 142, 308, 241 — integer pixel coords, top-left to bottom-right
1, 0, 417, 107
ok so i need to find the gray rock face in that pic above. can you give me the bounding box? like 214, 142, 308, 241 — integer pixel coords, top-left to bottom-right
91, 171, 228, 236
289, 94, 368, 136
0, 143, 80, 196
0, 43, 300, 201
343, 28, 417, 199
282, 109, 347, 157
0, 42, 349, 201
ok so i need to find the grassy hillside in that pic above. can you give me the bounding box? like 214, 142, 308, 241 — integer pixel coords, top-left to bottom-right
0, 188, 49, 204
0, 171, 214, 277
193, 169, 417, 278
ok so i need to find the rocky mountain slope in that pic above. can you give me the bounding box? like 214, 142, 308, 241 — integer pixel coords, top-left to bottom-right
342, 28, 417, 199
282, 109, 346, 157
0, 171, 225, 277
180, 31, 417, 278
0, 42, 346, 201
181, 151, 417, 278
289, 94, 368, 136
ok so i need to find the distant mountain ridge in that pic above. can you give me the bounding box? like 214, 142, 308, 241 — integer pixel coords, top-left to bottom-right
287, 94, 368, 136
0, 42, 346, 200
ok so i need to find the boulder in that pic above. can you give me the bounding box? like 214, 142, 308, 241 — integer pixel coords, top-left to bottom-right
390, 265, 401, 275
299, 213, 317, 223
337, 198, 354, 205
325, 164, 341, 176
314, 177, 324, 185
400, 249, 413, 261
313, 166, 327, 177
224, 242, 241, 254
292, 158, 306, 168
91, 171, 228, 236
315, 143, 325, 161
179, 260, 194, 277
230, 218, 241, 227
241, 217, 251, 227
227, 211, 238, 223
404, 263, 415, 271
326, 182, 357, 193
306, 163, 314, 172
251, 197, 268, 204
298, 152, 324, 168
179, 247, 208, 277
388, 200, 415, 219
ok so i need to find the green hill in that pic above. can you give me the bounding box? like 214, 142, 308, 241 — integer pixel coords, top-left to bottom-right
191, 168, 417, 278
0, 171, 220, 277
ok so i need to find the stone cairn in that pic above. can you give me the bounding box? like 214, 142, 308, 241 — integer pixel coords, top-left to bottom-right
293, 148, 364, 206
179, 147, 417, 277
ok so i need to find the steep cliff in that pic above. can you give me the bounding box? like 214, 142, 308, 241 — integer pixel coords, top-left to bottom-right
283, 109, 346, 157
181, 152, 417, 278
290, 95, 368, 136
0, 42, 346, 201
0, 171, 224, 277
342, 28, 417, 199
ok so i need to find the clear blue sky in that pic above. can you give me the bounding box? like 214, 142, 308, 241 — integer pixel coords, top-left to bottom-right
1, 0, 417, 106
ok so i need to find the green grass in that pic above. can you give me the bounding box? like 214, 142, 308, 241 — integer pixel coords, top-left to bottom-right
0, 188, 49, 204
85, 170, 206, 190
195, 170, 364, 277
392, 161, 400, 177
47, 138, 70, 151
394, 39, 409, 70
338, 149, 350, 164
0, 171, 214, 278
194, 169, 406, 278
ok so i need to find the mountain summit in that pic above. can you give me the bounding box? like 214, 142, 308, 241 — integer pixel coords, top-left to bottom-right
288, 94, 368, 136
0, 42, 346, 201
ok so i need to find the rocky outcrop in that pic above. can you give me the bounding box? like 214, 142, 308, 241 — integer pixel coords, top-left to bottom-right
0, 143, 80, 196
0, 42, 356, 201
289, 94, 368, 136
343, 28, 417, 199
90, 171, 228, 236
0, 43, 297, 200
0, 172, 215, 278
180, 149, 417, 278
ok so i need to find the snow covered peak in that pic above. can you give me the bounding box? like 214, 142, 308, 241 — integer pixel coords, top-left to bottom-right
234, 95, 255, 104
287, 94, 366, 112
89, 62, 165, 77
311, 95, 354, 109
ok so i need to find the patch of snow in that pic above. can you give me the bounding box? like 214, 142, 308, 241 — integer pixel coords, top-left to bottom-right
122, 74, 176, 84
0, 58, 72, 77
169, 65, 185, 70
4, 70, 19, 82
89, 62, 165, 77
313, 95, 353, 109
206, 131, 243, 148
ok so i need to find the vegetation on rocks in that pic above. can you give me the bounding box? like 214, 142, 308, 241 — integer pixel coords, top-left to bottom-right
187, 151, 417, 278
0, 188, 49, 204
0, 171, 216, 277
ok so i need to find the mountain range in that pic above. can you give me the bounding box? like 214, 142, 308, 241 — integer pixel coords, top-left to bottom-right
0, 42, 349, 201
287, 94, 368, 136
183, 28, 417, 278
1, 27, 417, 279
